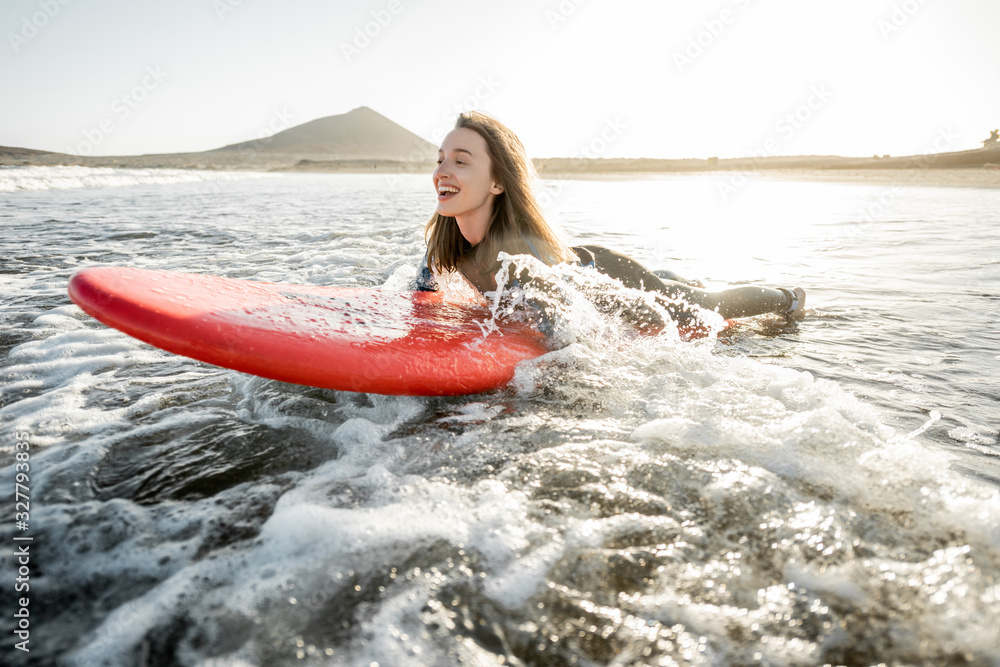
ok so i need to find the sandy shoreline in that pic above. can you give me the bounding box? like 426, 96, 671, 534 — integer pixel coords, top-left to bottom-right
538, 167, 1000, 189
3, 152, 999, 189
277, 159, 1000, 188
753, 167, 1000, 189
5, 103, 998, 190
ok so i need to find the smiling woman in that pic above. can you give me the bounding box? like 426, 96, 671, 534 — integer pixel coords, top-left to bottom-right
433, 128, 504, 246
420, 111, 807, 328
424, 113, 577, 294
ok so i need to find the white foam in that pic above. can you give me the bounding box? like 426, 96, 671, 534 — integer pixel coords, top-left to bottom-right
65, 467, 550, 663
0, 165, 267, 192
5, 173, 1000, 665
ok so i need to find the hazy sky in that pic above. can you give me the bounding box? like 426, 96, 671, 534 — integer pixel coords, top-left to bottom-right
2, 0, 998, 159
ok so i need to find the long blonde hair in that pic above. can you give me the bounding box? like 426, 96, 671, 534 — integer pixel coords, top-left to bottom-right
425, 112, 577, 278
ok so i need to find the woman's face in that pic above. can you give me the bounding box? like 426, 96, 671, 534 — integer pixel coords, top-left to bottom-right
433, 127, 503, 246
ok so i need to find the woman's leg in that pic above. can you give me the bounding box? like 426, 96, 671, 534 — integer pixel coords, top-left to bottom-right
579, 245, 800, 321
652, 268, 703, 287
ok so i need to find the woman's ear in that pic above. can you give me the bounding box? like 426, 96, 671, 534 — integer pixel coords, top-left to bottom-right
491, 182, 504, 195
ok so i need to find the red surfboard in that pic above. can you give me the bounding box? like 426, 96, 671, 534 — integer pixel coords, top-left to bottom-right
68, 267, 550, 396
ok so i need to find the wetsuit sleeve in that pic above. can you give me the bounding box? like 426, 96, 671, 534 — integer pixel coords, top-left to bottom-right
415, 251, 439, 292
571, 246, 596, 268
574, 244, 700, 327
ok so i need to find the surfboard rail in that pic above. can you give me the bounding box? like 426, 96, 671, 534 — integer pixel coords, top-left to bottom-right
68, 267, 550, 396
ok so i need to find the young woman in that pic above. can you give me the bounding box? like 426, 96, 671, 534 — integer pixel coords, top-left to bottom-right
417, 111, 805, 330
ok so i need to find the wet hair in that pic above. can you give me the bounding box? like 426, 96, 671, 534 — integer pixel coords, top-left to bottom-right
424, 111, 577, 279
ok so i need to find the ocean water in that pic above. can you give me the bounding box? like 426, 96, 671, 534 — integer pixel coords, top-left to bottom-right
1, 166, 999, 666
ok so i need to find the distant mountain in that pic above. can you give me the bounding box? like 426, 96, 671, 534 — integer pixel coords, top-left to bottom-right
209, 106, 437, 161
2, 109, 998, 174
0, 107, 437, 169
0, 145, 63, 159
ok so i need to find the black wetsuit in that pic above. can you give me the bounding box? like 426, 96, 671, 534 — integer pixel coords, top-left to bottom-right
570, 245, 794, 325
416, 245, 794, 327
572, 245, 701, 299
569, 245, 704, 327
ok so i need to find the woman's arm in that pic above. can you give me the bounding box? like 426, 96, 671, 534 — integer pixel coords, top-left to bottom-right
415, 251, 439, 292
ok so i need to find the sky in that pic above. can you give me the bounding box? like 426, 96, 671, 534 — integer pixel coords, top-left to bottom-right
2, 0, 999, 160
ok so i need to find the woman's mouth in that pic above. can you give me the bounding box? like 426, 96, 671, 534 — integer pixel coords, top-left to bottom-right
437, 185, 459, 201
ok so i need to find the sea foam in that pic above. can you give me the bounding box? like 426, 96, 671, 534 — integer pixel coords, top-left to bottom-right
0, 165, 267, 192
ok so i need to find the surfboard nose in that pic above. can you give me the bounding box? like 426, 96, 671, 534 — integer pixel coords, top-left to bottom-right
69, 267, 117, 316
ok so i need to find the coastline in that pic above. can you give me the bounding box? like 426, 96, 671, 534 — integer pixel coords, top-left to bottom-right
3, 147, 1000, 189
537, 167, 1000, 189
739, 167, 1000, 189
